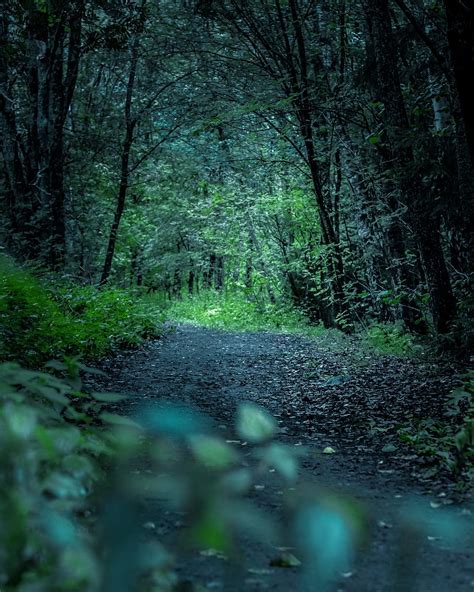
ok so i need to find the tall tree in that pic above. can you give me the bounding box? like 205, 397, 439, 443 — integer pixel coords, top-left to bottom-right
445, 0, 474, 166
364, 0, 456, 333
0, 0, 84, 267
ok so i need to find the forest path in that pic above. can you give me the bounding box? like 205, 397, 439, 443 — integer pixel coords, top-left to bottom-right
100, 325, 473, 592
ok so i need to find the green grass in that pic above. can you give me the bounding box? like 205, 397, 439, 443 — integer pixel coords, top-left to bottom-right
0, 255, 164, 367
165, 291, 424, 357
163, 290, 327, 336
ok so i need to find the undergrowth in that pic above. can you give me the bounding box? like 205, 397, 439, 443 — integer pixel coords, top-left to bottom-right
399, 370, 474, 487
0, 255, 164, 367
164, 292, 423, 358
363, 322, 421, 356
0, 361, 118, 591
163, 290, 327, 335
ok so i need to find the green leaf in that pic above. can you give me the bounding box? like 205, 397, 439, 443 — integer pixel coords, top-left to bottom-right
34, 385, 69, 405
42, 473, 87, 498
100, 413, 141, 429
41, 510, 77, 547
62, 454, 96, 479
49, 426, 81, 453
3, 403, 37, 439
260, 443, 298, 480
189, 435, 238, 469
236, 403, 276, 443
367, 134, 381, 145
191, 510, 231, 552
139, 402, 210, 436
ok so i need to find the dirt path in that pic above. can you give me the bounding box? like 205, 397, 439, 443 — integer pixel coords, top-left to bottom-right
98, 325, 473, 592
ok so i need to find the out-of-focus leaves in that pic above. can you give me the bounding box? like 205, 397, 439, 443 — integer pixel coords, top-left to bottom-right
41, 510, 77, 547
90, 391, 128, 403
259, 442, 299, 480
295, 503, 354, 589
100, 412, 141, 429
62, 454, 96, 480
42, 473, 87, 499
137, 402, 211, 436
188, 435, 238, 469
190, 508, 231, 552
48, 426, 81, 453
236, 403, 276, 443
58, 546, 100, 589
3, 402, 37, 439
220, 468, 253, 493
403, 500, 474, 548
138, 540, 174, 571
228, 500, 278, 544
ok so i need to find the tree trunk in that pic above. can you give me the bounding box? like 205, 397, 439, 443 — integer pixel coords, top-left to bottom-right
100, 38, 139, 286
285, 0, 346, 325
445, 0, 474, 166
365, 0, 456, 333
188, 270, 195, 294
0, 2, 83, 268
0, 13, 26, 241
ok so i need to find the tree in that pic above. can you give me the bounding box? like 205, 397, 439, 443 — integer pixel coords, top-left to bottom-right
364, 0, 456, 333
0, 0, 84, 267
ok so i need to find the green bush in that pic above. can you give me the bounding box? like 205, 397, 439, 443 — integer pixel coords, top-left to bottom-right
0, 256, 164, 366
164, 290, 325, 335
399, 370, 474, 485
364, 322, 418, 356
54, 284, 163, 356
0, 361, 115, 591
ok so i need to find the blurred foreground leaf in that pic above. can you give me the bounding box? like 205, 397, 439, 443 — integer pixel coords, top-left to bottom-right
237, 403, 276, 443
189, 435, 238, 469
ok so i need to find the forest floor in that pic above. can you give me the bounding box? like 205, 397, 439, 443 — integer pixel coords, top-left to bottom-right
95, 324, 474, 592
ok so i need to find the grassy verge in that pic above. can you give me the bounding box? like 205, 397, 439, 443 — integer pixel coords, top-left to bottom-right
164, 291, 425, 357
163, 290, 327, 335
0, 255, 164, 367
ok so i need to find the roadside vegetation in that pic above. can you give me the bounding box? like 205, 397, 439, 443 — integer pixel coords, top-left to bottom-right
165, 290, 322, 334
0, 255, 164, 367
164, 289, 425, 357
399, 370, 474, 487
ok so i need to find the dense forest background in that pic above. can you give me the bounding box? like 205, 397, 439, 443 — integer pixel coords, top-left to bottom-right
1, 2, 474, 590
1, 0, 473, 344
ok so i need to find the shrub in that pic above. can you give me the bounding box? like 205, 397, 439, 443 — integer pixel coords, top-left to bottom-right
0, 256, 164, 366
364, 322, 417, 356
0, 361, 115, 590
399, 370, 474, 485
